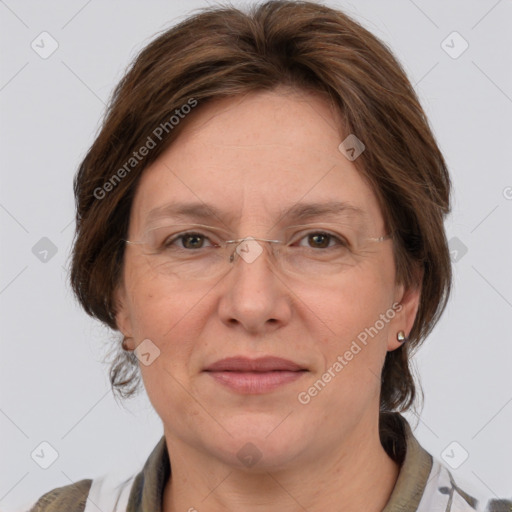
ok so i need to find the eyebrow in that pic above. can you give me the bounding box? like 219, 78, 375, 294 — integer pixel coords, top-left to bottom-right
144, 200, 368, 227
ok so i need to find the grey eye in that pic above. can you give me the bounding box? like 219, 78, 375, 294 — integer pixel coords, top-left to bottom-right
296, 232, 346, 249
164, 232, 215, 250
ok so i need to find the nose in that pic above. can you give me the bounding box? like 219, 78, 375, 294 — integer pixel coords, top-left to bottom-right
217, 238, 293, 335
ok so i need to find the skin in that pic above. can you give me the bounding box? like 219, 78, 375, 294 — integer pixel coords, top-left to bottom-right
115, 87, 421, 512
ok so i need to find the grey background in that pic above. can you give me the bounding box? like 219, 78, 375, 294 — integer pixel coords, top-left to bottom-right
1, 0, 511, 509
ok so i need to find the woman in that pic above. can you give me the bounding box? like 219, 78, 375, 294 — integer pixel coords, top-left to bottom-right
29, 1, 510, 511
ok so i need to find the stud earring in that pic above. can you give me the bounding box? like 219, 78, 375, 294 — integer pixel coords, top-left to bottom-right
122, 336, 134, 351
397, 331, 408, 343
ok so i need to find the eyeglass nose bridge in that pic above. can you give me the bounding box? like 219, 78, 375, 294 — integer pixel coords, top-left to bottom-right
225, 236, 283, 264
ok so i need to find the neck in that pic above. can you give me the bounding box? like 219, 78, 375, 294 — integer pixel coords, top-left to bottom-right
162, 422, 400, 512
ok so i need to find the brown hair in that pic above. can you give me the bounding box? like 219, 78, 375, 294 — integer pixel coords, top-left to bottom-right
70, 0, 452, 454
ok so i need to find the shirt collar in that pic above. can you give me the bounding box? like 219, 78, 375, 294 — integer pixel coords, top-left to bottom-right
382, 416, 433, 511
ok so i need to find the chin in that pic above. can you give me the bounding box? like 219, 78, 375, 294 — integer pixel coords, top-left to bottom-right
208, 422, 307, 471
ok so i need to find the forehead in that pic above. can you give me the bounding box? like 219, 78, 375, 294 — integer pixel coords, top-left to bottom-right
130, 89, 384, 233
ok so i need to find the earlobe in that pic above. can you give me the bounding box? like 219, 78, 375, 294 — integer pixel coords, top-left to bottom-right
388, 278, 422, 351
113, 284, 133, 340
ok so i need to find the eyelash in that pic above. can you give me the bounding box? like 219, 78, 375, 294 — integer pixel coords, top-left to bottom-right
163, 231, 349, 250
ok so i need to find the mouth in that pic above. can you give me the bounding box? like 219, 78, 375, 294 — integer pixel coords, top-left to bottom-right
203, 356, 308, 394
204, 356, 306, 372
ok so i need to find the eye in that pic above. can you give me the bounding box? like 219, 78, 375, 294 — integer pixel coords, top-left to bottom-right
164, 232, 216, 250
295, 231, 348, 249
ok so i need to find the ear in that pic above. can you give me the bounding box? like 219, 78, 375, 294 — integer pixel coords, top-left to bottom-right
387, 270, 423, 352
113, 282, 134, 347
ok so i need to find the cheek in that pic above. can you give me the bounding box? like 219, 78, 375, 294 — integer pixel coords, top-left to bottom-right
124, 267, 224, 370
121, 274, 190, 377
308, 262, 394, 338
305, 261, 395, 386
126, 278, 205, 411
125, 258, 191, 335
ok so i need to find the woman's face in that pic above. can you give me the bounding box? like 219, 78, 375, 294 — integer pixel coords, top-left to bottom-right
115, 88, 420, 469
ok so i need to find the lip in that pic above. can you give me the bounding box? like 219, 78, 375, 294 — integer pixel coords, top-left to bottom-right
204, 356, 305, 372
203, 356, 307, 394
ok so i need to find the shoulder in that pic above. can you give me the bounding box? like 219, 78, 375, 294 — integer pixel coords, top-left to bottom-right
394, 415, 511, 512
421, 458, 512, 512
28, 479, 91, 512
